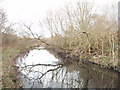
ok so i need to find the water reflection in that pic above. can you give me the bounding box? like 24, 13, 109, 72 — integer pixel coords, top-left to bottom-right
17, 48, 120, 88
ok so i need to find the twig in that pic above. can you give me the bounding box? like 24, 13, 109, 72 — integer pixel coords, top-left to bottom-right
31, 65, 62, 88
20, 63, 63, 69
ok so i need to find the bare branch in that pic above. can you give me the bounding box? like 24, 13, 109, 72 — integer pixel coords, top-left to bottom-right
19, 63, 63, 69
31, 66, 62, 88
22, 23, 36, 38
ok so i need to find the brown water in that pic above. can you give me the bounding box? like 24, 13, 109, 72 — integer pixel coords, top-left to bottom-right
16, 47, 120, 88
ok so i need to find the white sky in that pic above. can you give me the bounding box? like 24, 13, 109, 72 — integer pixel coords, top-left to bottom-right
0, 0, 119, 37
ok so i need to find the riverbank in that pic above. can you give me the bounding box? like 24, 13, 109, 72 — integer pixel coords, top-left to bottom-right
45, 45, 120, 73
1, 41, 119, 88
41, 2, 119, 73
1, 34, 119, 88
1, 33, 42, 88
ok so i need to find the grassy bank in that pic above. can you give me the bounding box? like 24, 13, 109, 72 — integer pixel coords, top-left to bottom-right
1, 33, 41, 88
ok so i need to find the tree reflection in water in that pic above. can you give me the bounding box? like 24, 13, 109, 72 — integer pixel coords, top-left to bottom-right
17, 49, 120, 88
18, 61, 119, 88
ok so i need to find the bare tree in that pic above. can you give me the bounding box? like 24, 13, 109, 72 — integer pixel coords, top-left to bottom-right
0, 9, 7, 33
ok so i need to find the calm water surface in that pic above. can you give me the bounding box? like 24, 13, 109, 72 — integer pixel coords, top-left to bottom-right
16, 47, 120, 88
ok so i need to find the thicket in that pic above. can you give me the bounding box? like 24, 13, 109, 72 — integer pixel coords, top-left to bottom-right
42, 1, 118, 67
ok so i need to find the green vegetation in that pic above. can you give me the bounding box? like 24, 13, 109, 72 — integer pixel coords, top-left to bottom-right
1, 33, 41, 88
2, 47, 20, 88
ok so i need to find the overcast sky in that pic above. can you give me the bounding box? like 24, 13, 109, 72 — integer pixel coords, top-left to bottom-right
0, 0, 119, 37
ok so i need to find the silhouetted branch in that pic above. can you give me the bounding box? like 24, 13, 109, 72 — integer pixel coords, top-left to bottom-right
31, 65, 62, 88
23, 63, 63, 68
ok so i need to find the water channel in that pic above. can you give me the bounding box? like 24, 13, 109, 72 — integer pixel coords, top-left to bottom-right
16, 47, 120, 88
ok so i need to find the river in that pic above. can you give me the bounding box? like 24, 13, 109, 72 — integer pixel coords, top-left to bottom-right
16, 47, 120, 88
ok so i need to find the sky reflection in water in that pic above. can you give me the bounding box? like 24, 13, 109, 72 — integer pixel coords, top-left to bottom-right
17, 48, 120, 88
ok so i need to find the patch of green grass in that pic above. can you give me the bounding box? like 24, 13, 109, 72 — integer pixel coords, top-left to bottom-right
99, 56, 112, 64
1, 35, 41, 88
2, 47, 20, 88
2, 47, 20, 61
92, 56, 114, 66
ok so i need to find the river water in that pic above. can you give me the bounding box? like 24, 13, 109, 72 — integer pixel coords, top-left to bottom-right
16, 47, 120, 88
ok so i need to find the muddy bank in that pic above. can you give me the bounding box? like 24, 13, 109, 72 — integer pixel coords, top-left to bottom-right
45, 46, 120, 73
